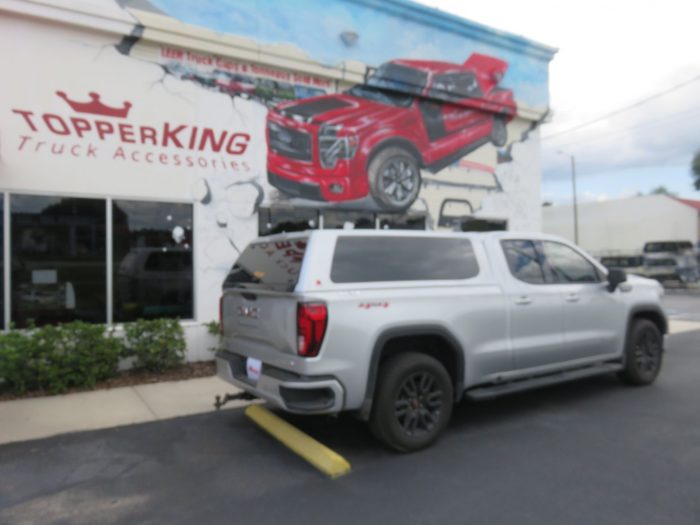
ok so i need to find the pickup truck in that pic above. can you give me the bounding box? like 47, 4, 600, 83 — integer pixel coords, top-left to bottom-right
216, 230, 667, 452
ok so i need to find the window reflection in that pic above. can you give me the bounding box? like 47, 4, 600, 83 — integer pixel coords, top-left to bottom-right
113, 200, 193, 322
10, 195, 106, 327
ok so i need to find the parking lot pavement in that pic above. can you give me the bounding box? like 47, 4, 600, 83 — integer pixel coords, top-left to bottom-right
2, 331, 700, 525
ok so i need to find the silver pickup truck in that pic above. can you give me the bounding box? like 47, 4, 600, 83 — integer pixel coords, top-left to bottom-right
217, 230, 667, 451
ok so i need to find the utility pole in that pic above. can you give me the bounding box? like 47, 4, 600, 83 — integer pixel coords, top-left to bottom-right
557, 150, 579, 244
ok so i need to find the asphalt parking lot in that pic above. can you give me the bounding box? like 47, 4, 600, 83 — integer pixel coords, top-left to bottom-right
1, 330, 699, 524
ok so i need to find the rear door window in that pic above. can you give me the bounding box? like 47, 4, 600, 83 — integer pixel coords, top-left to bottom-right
224, 238, 308, 291
330, 236, 479, 283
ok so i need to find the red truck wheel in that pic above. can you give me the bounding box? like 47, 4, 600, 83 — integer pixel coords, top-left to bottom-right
368, 147, 421, 211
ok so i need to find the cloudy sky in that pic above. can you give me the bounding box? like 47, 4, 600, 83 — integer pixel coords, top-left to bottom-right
425, 0, 700, 204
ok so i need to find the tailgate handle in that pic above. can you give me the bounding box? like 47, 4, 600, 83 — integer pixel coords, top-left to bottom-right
241, 292, 257, 301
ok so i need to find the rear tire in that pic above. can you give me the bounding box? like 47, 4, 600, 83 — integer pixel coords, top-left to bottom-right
490, 117, 507, 147
369, 352, 453, 452
617, 319, 663, 385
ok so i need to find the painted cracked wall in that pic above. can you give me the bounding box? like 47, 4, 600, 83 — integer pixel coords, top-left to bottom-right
0, 0, 552, 329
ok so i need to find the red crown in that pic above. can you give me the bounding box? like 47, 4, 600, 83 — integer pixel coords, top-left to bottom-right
56, 91, 132, 118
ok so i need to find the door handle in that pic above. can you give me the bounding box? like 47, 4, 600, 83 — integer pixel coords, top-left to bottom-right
514, 295, 532, 306
565, 293, 580, 303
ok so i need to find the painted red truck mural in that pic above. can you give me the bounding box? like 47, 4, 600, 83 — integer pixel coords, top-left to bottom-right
266, 53, 516, 211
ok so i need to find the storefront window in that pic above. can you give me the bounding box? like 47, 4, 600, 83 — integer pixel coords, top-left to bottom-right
258, 207, 318, 235
10, 195, 106, 327
113, 200, 193, 322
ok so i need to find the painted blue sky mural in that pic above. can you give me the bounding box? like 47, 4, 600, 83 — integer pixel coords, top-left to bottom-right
148, 0, 555, 109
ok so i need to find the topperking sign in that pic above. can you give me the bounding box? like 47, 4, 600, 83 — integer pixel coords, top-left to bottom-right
10, 90, 253, 173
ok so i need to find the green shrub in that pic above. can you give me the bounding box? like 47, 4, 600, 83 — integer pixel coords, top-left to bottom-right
0, 321, 123, 394
123, 318, 186, 372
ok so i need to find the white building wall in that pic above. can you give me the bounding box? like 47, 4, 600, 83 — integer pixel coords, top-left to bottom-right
542, 195, 699, 254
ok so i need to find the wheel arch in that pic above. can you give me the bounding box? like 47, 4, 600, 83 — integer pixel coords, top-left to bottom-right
365, 137, 424, 171
628, 304, 668, 336
358, 325, 465, 420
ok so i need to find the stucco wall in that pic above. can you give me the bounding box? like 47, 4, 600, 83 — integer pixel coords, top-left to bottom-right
542, 195, 699, 255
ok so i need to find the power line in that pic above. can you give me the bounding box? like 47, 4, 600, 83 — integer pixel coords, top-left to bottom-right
542, 73, 700, 141
544, 105, 700, 152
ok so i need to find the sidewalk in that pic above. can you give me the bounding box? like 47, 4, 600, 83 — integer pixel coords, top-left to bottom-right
0, 376, 247, 446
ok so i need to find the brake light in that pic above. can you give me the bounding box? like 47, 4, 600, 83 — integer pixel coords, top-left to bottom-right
297, 303, 327, 357
219, 296, 224, 335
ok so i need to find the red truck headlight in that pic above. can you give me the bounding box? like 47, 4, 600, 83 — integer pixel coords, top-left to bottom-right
297, 302, 327, 357
319, 124, 358, 169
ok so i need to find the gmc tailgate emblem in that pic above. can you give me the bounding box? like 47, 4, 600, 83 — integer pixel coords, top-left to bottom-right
237, 305, 259, 319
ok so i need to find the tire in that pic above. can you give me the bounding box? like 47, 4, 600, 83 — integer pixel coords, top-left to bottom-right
490, 117, 507, 147
369, 352, 453, 452
617, 319, 663, 385
367, 147, 421, 212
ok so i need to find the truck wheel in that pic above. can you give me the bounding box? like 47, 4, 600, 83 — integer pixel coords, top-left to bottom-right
367, 147, 421, 212
490, 117, 507, 147
617, 319, 663, 385
370, 352, 453, 452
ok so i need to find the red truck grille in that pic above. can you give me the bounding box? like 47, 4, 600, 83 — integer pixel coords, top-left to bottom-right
268, 122, 312, 161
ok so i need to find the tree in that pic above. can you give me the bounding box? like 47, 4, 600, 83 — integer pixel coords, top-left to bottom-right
649, 185, 676, 196
693, 150, 700, 191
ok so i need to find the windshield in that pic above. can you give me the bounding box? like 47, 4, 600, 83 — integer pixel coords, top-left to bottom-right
347, 84, 414, 107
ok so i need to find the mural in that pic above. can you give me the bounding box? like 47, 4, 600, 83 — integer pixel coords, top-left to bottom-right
0, 0, 553, 325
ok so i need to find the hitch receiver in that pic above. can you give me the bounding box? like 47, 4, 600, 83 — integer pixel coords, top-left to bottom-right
214, 391, 257, 410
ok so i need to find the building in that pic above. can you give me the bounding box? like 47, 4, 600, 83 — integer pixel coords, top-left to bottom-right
0, 0, 556, 359
543, 195, 700, 256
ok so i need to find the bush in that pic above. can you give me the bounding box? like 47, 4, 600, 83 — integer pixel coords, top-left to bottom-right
123, 318, 186, 372
0, 321, 123, 394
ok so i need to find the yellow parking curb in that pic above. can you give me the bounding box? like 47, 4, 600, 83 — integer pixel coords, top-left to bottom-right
244, 404, 352, 479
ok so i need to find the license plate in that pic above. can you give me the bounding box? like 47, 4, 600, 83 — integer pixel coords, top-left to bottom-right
246, 357, 262, 384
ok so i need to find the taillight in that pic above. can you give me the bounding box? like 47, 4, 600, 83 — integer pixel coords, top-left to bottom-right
297, 302, 327, 357
219, 296, 224, 335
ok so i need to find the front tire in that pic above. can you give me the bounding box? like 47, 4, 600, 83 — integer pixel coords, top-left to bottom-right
367, 147, 421, 212
618, 319, 663, 385
369, 352, 453, 452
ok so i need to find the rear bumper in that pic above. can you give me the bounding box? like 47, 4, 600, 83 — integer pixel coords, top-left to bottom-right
215, 350, 345, 414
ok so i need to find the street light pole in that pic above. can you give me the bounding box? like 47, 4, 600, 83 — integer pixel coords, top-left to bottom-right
557, 150, 579, 244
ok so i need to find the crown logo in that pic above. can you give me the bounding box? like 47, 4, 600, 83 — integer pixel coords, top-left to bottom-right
56, 91, 132, 118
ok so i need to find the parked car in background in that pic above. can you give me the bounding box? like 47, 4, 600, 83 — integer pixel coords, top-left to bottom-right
256, 78, 296, 105
641, 240, 700, 284
266, 53, 516, 211
599, 255, 646, 276
217, 230, 666, 451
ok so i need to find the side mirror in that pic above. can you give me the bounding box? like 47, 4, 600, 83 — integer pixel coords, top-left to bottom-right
607, 268, 627, 292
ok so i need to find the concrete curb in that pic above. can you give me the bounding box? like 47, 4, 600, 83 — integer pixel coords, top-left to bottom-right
0, 376, 245, 446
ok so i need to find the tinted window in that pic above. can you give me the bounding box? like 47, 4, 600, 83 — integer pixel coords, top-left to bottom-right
113, 200, 193, 321
430, 72, 483, 101
11, 195, 106, 327
331, 236, 479, 283
540, 242, 601, 283
501, 240, 546, 284
224, 238, 308, 291
367, 63, 427, 95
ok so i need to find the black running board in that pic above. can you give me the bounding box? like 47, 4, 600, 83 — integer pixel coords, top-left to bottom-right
465, 363, 623, 401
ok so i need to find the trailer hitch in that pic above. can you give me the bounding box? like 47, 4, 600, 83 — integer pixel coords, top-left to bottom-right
214, 391, 257, 410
